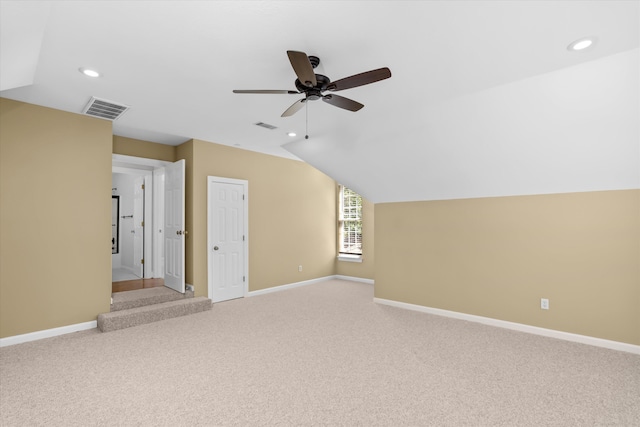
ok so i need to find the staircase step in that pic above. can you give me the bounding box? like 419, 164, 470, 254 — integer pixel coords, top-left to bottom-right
98, 297, 212, 332
111, 287, 194, 312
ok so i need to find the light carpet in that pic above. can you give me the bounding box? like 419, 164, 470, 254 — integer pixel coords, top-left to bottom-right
1, 280, 638, 426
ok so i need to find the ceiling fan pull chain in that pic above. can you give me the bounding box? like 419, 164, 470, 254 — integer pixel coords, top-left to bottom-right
305, 100, 309, 140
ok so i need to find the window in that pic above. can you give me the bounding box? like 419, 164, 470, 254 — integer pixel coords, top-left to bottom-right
338, 185, 362, 256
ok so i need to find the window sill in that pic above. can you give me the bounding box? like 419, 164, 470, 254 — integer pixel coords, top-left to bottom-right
337, 254, 363, 263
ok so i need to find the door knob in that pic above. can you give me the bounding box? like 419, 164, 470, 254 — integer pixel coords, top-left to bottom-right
213, 246, 219, 251
176, 230, 182, 235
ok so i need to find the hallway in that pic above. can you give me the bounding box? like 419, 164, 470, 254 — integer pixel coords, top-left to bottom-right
112, 277, 165, 293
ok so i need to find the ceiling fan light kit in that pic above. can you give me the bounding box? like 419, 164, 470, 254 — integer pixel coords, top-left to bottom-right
233, 50, 391, 118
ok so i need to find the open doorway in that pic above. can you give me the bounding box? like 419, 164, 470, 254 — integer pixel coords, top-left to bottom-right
111, 170, 160, 292
112, 172, 146, 281
111, 154, 185, 293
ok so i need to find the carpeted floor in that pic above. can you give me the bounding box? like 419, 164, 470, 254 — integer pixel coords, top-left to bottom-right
1, 280, 638, 426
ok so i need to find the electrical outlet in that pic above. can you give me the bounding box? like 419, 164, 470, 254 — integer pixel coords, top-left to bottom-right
298, 265, 303, 272
541, 298, 549, 310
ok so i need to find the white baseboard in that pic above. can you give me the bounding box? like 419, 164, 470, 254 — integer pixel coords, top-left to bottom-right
1, 277, 370, 347
373, 298, 640, 355
246, 276, 337, 297
335, 275, 374, 285
247, 275, 373, 297
0, 321, 97, 348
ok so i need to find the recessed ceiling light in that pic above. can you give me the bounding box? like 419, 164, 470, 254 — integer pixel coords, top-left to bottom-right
79, 68, 100, 77
288, 132, 297, 137
567, 37, 596, 52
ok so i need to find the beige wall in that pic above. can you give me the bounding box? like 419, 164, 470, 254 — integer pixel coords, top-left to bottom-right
0, 98, 113, 338
375, 190, 640, 345
9, 99, 634, 348
181, 139, 337, 296
113, 135, 176, 162
336, 191, 375, 280
0, 103, 341, 338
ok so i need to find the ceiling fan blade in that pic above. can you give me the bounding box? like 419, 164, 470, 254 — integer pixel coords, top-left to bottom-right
287, 51, 317, 88
281, 99, 306, 117
322, 94, 364, 112
233, 90, 299, 94
326, 67, 391, 92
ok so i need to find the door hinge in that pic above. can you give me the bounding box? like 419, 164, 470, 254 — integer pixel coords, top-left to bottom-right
243, 235, 245, 241
243, 276, 245, 282
141, 259, 144, 265
141, 184, 145, 190
243, 194, 245, 200
141, 221, 144, 227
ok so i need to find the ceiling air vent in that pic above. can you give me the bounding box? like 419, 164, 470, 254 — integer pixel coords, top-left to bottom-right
82, 97, 130, 121
254, 122, 277, 130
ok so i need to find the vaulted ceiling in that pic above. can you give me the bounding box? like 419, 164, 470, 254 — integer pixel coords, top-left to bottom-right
1, 1, 638, 203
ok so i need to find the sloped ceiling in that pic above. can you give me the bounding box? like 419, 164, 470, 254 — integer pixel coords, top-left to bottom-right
0, 1, 638, 203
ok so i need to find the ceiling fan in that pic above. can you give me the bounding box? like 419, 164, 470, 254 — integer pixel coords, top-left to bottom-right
233, 51, 391, 117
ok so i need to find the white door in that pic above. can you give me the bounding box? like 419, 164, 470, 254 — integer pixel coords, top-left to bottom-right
132, 176, 144, 278
208, 178, 247, 303
164, 160, 185, 293
153, 168, 165, 279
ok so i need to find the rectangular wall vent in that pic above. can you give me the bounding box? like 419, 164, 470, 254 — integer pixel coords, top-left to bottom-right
82, 97, 130, 121
254, 122, 277, 130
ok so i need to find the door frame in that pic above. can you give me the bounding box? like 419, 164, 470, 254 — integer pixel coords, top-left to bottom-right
112, 154, 172, 279
207, 176, 249, 301
132, 175, 145, 278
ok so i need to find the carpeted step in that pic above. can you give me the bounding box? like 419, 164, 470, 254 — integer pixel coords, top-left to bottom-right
111, 287, 194, 312
98, 297, 212, 332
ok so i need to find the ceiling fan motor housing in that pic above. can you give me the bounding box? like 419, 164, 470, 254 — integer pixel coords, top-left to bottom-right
295, 74, 331, 100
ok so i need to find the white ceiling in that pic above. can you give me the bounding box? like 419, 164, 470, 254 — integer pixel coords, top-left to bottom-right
1, 1, 638, 203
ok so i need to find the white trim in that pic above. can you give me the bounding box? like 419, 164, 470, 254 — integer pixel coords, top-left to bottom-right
247, 275, 373, 297
335, 275, 374, 285
0, 321, 97, 348
373, 298, 640, 355
246, 276, 336, 297
143, 174, 153, 278
337, 254, 363, 263
112, 154, 172, 169
0, 278, 368, 346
